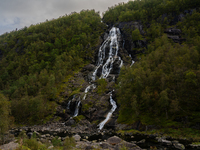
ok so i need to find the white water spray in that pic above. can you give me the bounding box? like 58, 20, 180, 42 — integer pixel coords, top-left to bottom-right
73, 101, 81, 117
98, 92, 117, 130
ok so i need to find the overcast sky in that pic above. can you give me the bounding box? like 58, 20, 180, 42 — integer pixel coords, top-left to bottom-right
0, 0, 128, 35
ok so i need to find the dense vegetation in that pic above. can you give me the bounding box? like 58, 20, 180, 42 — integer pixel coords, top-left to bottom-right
114, 0, 200, 128
0, 10, 105, 125
1, 0, 200, 139
103, 0, 200, 25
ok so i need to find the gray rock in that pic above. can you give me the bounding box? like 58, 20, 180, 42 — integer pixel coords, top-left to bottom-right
82, 64, 95, 72
137, 139, 145, 144
100, 142, 113, 149
41, 134, 46, 138
0, 141, 19, 150
115, 141, 142, 150
189, 143, 200, 149
65, 118, 76, 126
156, 137, 172, 145
73, 134, 81, 142
172, 141, 185, 150
103, 33, 109, 41
107, 136, 123, 145
48, 145, 54, 149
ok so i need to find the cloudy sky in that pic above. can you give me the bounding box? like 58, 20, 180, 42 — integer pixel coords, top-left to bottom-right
0, 0, 128, 35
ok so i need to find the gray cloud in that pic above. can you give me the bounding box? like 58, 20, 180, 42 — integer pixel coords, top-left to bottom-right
0, 0, 127, 35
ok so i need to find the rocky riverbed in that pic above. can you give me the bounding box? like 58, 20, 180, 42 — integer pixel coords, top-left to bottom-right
0, 121, 198, 150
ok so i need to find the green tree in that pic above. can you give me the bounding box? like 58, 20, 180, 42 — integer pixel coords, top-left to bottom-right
0, 93, 11, 142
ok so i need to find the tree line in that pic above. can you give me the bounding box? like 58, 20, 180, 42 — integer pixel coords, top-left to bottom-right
0, 10, 105, 128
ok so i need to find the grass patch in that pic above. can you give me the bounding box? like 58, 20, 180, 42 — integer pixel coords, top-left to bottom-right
82, 102, 93, 112
74, 115, 86, 123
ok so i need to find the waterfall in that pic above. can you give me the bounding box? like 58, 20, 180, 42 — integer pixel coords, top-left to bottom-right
73, 101, 81, 117
119, 57, 123, 68
67, 100, 71, 109
71, 27, 120, 129
129, 54, 135, 67
130, 60, 135, 67
123, 40, 125, 49
98, 92, 117, 130
92, 27, 121, 80
95, 27, 120, 130
83, 84, 96, 100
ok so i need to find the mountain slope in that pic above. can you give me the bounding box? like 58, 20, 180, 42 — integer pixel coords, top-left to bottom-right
0, 10, 106, 125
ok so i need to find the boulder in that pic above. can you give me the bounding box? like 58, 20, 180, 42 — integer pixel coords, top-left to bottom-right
73, 134, 81, 142
164, 28, 182, 35
156, 137, 172, 145
172, 141, 185, 150
100, 142, 113, 149
137, 139, 145, 144
65, 118, 76, 126
107, 136, 123, 145
82, 64, 95, 72
114, 141, 142, 150
0, 141, 19, 150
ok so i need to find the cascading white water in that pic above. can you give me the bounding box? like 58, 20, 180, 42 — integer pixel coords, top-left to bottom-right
98, 92, 117, 130
71, 27, 120, 127
73, 101, 81, 117
119, 57, 123, 68
130, 60, 135, 67
129, 54, 135, 67
83, 84, 96, 100
95, 27, 121, 130
67, 100, 71, 109
92, 27, 121, 80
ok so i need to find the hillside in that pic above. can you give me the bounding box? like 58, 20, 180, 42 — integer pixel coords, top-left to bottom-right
1, 0, 200, 149
0, 10, 105, 126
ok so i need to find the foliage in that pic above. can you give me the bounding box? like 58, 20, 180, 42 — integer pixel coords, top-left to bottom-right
52, 136, 62, 147
132, 28, 142, 42
0, 10, 105, 124
0, 93, 11, 141
97, 78, 108, 95
103, 0, 200, 25
117, 34, 200, 126
16, 131, 48, 150
63, 137, 76, 150
73, 115, 85, 123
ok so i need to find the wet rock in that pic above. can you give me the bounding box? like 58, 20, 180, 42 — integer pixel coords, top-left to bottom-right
172, 141, 185, 150
137, 139, 145, 144
107, 136, 123, 145
65, 118, 76, 126
189, 143, 200, 149
82, 64, 95, 72
111, 57, 121, 74
164, 28, 182, 35
116, 21, 147, 58
107, 74, 116, 82
103, 33, 109, 41
27, 132, 33, 139
156, 137, 172, 145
